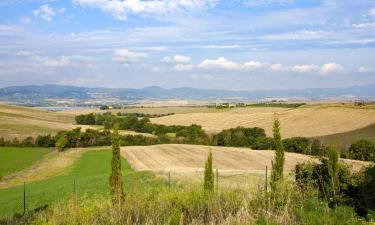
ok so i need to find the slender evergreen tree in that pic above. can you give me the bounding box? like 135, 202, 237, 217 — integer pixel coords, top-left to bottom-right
109, 125, 125, 206
270, 118, 285, 191
203, 150, 214, 192
327, 145, 339, 203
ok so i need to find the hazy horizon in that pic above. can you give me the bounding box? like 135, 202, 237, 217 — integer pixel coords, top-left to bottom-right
1, 0, 375, 90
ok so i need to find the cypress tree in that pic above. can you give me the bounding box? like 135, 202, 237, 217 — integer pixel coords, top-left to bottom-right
109, 125, 125, 206
203, 150, 214, 192
270, 118, 285, 191
327, 145, 339, 204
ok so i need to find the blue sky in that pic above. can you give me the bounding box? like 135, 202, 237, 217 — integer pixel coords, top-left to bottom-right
0, 0, 374, 90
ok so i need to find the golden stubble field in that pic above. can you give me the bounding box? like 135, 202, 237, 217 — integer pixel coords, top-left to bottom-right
121, 144, 371, 187
150, 105, 375, 138
121, 144, 370, 174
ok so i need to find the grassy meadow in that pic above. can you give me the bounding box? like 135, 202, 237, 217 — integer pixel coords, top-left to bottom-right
0, 147, 52, 178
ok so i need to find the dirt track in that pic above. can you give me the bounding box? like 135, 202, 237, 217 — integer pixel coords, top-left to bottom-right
121, 144, 370, 175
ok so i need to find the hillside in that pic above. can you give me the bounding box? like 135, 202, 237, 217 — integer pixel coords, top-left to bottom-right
151, 105, 375, 138
1, 83, 375, 105
0, 104, 76, 139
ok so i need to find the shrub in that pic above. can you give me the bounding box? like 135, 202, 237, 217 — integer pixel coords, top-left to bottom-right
55, 136, 68, 152
349, 139, 375, 162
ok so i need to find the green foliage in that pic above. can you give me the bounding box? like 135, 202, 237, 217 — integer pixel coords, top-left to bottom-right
283, 137, 311, 154
203, 151, 214, 192
246, 102, 306, 108
295, 157, 355, 206
270, 118, 285, 191
55, 135, 68, 152
294, 199, 364, 225
356, 166, 375, 217
35, 134, 55, 147
214, 126, 273, 149
117, 112, 174, 118
75, 113, 209, 145
109, 128, 125, 206
311, 139, 324, 156
100, 105, 109, 110
327, 146, 340, 203
349, 139, 375, 162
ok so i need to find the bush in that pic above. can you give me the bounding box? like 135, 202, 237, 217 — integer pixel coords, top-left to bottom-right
349, 139, 375, 161
283, 137, 311, 154
295, 158, 354, 204
55, 136, 68, 152
36, 135, 55, 147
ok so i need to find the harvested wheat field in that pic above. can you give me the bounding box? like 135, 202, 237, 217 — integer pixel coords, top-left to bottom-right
121, 144, 370, 176
151, 105, 375, 137
0, 104, 91, 139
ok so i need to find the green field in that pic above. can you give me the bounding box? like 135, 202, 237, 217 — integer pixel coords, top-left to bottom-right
0, 147, 52, 178
0, 149, 166, 218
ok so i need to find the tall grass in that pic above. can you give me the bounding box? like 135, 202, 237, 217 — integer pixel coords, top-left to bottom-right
26, 180, 366, 225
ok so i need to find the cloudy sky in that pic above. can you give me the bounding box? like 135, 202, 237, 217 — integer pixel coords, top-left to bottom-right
0, 0, 374, 90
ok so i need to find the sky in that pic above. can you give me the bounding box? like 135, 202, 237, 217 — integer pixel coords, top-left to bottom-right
0, 0, 374, 90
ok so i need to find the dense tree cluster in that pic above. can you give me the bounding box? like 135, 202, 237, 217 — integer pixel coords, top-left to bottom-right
282, 137, 311, 154
0, 128, 160, 150
75, 113, 209, 145
116, 112, 174, 118
213, 127, 274, 149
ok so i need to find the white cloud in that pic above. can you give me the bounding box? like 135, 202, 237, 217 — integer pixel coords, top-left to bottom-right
357, 66, 373, 73
243, 61, 266, 70
352, 23, 375, 29
112, 49, 146, 67
33, 4, 65, 22
198, 57, 242, 70
197, 57, 344, 75
163, 54, 191, 63
370, 8, 375, 16
173, 54, 191, 63
72, 0, 218, 20
320, 63, 344, 75
270, 63, 284, 71
196, 44, 241, 49
173, 64, 194, 71
264, 30, 326, 41
290, 64, 319, 73
245, 0, 294, 6
143, 46, 168, 52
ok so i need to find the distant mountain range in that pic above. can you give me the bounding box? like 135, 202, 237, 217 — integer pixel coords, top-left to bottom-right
0, 83, 374, 105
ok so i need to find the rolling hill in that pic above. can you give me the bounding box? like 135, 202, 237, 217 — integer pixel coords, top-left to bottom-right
0, 83, 374, 105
